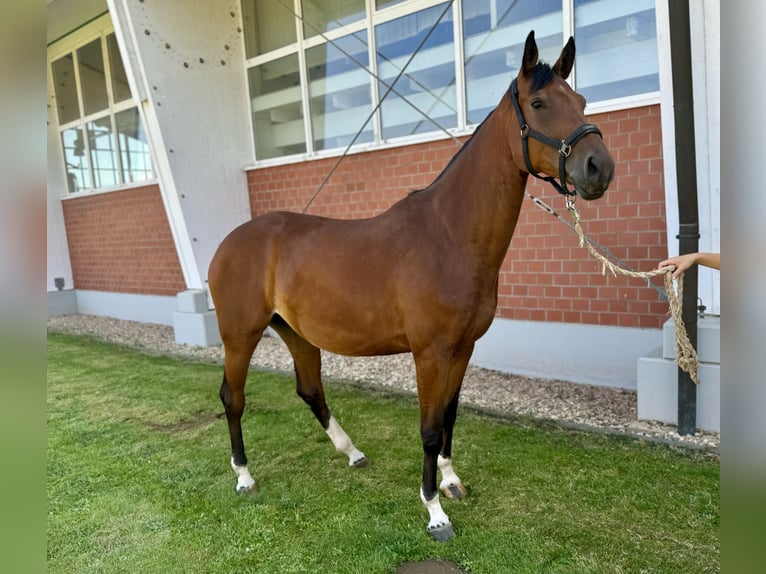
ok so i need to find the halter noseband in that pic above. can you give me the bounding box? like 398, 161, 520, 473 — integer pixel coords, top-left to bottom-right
510, 78, 602, 197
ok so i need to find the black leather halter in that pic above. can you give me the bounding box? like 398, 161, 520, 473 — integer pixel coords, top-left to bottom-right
510, 78, 602, 197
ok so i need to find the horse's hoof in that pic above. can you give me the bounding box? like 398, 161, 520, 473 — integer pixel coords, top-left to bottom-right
428, 523, 455, 542
440, 483, 467, 500
235, 483, 258, 495
351, 456, 370, 468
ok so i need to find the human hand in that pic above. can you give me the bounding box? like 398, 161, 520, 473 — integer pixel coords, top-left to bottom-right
658, 252, 719, 279
658, 253, 698, 279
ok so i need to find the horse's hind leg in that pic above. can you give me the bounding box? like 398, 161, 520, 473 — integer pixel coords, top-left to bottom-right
220, 332, 261, 493
270, 317, 367, 467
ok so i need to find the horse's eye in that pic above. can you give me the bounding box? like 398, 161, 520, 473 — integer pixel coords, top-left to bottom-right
531, 99, 544, 110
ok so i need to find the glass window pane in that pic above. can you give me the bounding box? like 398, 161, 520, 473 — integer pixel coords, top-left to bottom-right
375, 3, 457, 140
87, 116, 119, 188
52, 54, 80, 125
307, 32, 372, 151
463, 0, 562, 125
107, 33, 132, 103
61, 127, 91, 193
242, 0, 296, 58
302, 0, 365, 37
116, 108, 153, 183
248, 53, 306, 159
78, 39, 109, 115
574, 0, 659, 101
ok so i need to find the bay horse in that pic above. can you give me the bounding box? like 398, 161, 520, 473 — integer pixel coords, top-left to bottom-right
208, 31, 614, 541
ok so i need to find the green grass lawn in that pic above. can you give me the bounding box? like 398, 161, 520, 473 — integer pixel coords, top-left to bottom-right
47, 332, 719, 573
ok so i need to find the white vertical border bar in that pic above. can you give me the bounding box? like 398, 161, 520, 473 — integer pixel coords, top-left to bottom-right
367, 0, 382, 145
654, 0, 677, 261
563, 0, 575, 89
239, 4, 257, 165
655, 0, 718, 314
689, 0, 719, 314
46, 61, 76, 291
452, 0, 466, 131
295, 0, 314, 156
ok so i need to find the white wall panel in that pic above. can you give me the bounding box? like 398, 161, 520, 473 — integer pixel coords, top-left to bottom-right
657, 0, 720, 314
107, 0, 253, 291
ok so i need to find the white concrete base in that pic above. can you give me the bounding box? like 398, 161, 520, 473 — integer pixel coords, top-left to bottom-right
637, 348, 720, 432
637, 316, 721, 432
472, 318, 661, 390
173, 289, 221, 346
173, 310, 221, 346
51, 290, 176, 325
47, 290, 78, 317
662, 315, 719, 362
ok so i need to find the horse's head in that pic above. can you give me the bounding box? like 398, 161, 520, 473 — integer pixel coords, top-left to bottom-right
509, 31, 614, 200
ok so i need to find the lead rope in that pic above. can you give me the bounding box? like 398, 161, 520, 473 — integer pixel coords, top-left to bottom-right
565, 200, 700, 385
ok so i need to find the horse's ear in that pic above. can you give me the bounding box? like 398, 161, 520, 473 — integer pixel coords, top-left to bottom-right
521, 30, 538, 77
553, 36, 575, 80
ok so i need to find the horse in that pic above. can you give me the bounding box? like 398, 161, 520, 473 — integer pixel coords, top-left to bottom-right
208, 30, 614, 541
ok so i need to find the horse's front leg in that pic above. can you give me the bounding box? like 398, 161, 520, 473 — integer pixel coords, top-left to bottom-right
415, 348, 471, 542
420, 417, 453, 541
438, 387, 467, 500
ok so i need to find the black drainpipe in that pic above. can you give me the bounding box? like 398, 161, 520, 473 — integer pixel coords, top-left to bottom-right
667, 0, 699, 435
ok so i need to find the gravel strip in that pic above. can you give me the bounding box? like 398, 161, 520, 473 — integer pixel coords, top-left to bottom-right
48, 314, 719, 452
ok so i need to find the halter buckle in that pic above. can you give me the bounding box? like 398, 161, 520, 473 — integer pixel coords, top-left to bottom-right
559, 140, 572, 157
520, 124, 529, 138
566, 197, 580, 223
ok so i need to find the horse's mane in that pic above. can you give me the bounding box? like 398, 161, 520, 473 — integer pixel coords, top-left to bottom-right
408, 62, 554, 196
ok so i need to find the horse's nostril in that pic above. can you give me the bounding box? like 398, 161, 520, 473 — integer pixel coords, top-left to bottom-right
587, 155, 600, 178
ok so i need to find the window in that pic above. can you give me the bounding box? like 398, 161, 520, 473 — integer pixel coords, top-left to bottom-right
243, 0, 659, 162
50, 31, 152, 194
248, 53, 306, 159
115, 108, 153, 184
463, 0, 562, 125
573, 0, 659, 102
302, 0, 366, 37
242, 0, 297, 57
307, 31, 373, 151
376, 3, 456, 140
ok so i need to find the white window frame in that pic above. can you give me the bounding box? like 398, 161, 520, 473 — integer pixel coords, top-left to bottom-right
244, 0, 661, 168
47, 14, 156, 198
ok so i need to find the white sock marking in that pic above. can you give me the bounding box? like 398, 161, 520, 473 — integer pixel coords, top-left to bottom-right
420, 486, 451, 530
325, 416, 365, 465
231, 457, 256, 491
438, 455, 462, 490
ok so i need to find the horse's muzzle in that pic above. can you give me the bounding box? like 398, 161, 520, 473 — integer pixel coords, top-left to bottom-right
572, 147, 615, 200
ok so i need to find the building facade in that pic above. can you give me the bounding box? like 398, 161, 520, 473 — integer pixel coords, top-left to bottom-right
47, 0, 720, 393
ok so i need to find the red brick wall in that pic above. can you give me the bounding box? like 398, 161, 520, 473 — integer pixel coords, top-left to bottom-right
246, 105, 668, 328
62, 184, 186, 296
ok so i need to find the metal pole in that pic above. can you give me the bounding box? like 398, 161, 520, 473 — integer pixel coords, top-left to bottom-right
667, 0, 699, 435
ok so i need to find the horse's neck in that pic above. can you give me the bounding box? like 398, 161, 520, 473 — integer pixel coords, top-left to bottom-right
430, 99, 527, 269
